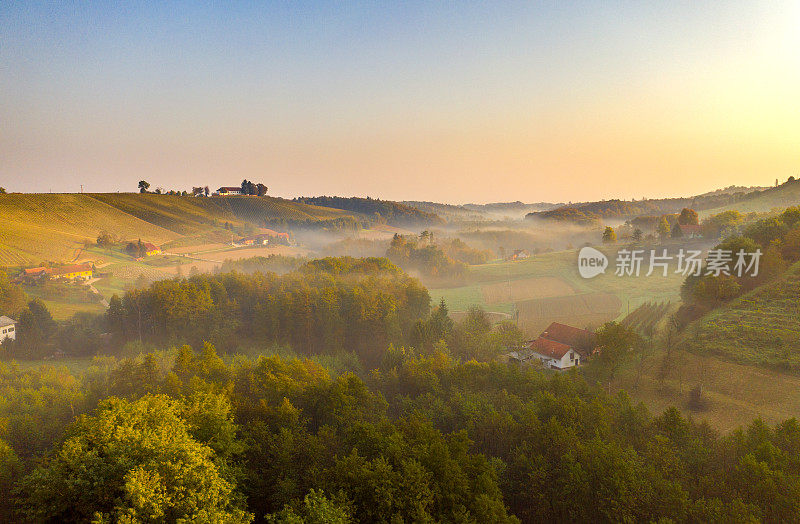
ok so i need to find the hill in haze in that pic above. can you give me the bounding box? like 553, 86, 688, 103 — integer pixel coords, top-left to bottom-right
293, 196, 443, 227
0, 193, 363, 266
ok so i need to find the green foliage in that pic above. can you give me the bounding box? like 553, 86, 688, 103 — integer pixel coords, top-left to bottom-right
386, 234, 467, 281
677, 208, 699, 226
294, 196, 443, 227
19, 394, 252, 523
0, 270, 27, 315
602, 226, 617, 243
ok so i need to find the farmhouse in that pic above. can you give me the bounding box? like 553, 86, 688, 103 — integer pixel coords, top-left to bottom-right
234, 229, 290, 247
507, 249, 531, 261
539, 322, 597, 359
20, 263, 94, 281
49, 263, 94, 280
142, 242, 162, 256
215, 186, 243, 195
0, 316, 16, 342
528, 337, 582, 369
509, 322, 598, 370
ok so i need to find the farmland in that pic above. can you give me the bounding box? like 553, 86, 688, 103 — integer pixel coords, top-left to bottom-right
0, 193, 367, 266
430, 246, 687, 336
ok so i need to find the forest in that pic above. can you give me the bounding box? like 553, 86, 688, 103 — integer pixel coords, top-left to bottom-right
3, 343, 800, 522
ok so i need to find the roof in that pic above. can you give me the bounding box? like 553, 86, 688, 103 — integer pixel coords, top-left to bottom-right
50, 263, 93, 276
23, 267, 48, 275
142, 242, 160, 251
530, 337, 573, 359
0, 316, 16, 327
540, 322, 596, 348
218, 186, 241, 192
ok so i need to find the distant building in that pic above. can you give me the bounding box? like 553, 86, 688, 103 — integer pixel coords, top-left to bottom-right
678, 224, 702, 238
215, 186, 243, 195
21, 263, 93, 281
142, 242, 162, 256
0, 316, 17, 342
233, 229, 290, 247
506, 249, 531, 261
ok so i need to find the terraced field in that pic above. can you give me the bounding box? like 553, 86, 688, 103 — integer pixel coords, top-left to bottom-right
685, 261, 800, 369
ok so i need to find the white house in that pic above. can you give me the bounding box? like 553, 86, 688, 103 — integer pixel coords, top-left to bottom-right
214, 186, 243, 196
528, 337, 581, 369
0, 316, 17, 343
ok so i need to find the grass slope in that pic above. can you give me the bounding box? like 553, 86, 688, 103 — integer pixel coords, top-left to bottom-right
685, 260, 800, 369
0, 193, 362, 265
700, 179, 800, 216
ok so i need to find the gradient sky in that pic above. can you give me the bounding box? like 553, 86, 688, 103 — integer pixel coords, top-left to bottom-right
2, 1, 799, 203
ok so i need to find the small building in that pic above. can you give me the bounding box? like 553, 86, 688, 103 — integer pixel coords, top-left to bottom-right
528, 337, 582, 369
539, 322, 597, 360
215, 186, 243, 196
142, 242, 162, 256
507, 249, 531, 261
234, 229, 290, 247
679, 224, 702, 238
0, 316, 17, 342
20, 263, 94, 281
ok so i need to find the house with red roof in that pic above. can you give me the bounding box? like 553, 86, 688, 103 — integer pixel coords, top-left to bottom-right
522, 322, 598, 369
678, 224, 702, 238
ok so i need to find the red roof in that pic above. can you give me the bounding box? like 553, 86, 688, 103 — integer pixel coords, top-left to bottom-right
142, 242, 160, 251
24, 267, 48, 275
530, 337, 573, 359
540, 322, 595, 347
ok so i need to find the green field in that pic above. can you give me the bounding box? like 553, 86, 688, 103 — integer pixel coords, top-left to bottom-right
430, 247, 686, 336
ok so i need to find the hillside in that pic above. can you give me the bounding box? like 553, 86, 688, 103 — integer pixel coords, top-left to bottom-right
0, 193, 363, 266
699, 178, 800, 216
685, 260, 800, 369
402, 201, 487, 222
294, 196, 443, 227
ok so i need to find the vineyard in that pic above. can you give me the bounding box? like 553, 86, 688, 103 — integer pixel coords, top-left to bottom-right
685, 261, 800, 369
621, 301, 674, 335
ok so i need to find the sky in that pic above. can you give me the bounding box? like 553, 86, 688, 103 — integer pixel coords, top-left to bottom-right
2, 1, 799, 203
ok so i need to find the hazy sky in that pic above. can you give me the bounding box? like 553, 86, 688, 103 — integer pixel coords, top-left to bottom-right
2, 1, 799, 203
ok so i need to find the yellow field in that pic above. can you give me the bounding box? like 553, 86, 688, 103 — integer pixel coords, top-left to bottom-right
481, 276, 575, 304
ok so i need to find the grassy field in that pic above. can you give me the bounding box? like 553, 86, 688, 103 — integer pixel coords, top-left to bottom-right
615, 345, 800, 432
700, 179, 800, 217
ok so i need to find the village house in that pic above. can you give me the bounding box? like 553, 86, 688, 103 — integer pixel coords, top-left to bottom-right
21, 263, 94, 282
142, 242, 162, 256
215, 186, 243, 195
233, 229, 290, 247
510, 322, 598, 370
506, 249, 531, 261
0, 316, 16, 342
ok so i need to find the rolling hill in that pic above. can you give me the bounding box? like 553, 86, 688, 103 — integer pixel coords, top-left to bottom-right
0, 193, 365, 266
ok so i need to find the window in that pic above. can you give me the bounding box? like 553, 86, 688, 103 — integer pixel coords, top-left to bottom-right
8, 327, 13, 332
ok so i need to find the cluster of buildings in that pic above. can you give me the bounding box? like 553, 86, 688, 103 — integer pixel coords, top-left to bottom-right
19, 263, 94, 283
505, 249, 531, 261
232, 229, 290, 247
508, 322, 597, 370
